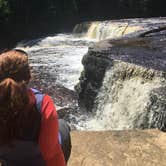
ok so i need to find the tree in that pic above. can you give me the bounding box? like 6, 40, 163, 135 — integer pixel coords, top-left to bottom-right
0, 0, 11, 23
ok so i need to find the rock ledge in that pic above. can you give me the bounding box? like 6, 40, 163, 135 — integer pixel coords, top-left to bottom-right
68, 130, 166, 166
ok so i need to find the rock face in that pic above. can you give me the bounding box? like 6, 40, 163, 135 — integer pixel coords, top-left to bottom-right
76, 25, 166, 130
68, 130, 166, 166
77, 27, 166, 110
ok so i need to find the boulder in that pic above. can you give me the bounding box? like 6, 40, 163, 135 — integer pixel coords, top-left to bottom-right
68, 130, 166, 166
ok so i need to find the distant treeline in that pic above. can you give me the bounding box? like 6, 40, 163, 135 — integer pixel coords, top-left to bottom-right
0, 0, 165, 48
79, 0, 166, 20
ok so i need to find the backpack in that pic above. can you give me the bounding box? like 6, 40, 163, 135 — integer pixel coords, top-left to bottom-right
0, 88, 45, 166
31, 89, 62, 145
32, 89, 71, 163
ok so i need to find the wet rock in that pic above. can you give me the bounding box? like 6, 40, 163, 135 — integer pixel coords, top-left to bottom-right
77, 24, 166, 112
29, 76, 78, 108
57, 106, 71, 119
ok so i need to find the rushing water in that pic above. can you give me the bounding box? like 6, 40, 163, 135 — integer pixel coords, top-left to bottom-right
16, 18, 166, 130
16, 34, 96, 129
17, 34, 95, 90
80, 65, 166, 130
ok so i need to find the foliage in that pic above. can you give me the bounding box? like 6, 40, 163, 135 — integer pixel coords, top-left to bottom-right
0, 0, 11, 22
0, 0, 165, 26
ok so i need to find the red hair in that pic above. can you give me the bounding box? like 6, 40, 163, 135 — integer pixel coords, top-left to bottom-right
0, 50, 37, 145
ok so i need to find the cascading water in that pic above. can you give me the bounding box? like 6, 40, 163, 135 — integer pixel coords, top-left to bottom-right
74, 17, 166, 40
86, 22, 139, 40
16, 17, 166, 130
16, 34, 97, 128
17, 34, 95, 90
79, 63, 166, 130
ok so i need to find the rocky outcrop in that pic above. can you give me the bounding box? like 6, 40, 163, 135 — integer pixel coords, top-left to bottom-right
76, 25, 166, 130
76, 27, 166, 109
68, 130, 166, 166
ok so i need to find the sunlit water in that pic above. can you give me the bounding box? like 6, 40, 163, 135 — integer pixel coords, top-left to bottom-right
17, 34, 96, 90
16, 34, 96, 129
16, 18, 166, 130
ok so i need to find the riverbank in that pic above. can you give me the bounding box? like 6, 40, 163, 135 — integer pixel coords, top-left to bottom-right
68, 129, 166, 166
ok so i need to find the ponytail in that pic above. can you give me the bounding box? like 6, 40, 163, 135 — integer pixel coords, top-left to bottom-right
0, 78, 29, 144
0, 50, 38, 145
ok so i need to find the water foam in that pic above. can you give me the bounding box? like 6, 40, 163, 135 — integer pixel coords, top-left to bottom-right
16, 34, 92, 90
79, 63, 166, 130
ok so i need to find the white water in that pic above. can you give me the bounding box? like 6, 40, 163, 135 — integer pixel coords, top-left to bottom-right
81, 72, 163, 130
16, 34, 101, 129
75, 17, 166, 40
17, 34, 95, 90
16, 18, 166, 130
86, 22, 139, 40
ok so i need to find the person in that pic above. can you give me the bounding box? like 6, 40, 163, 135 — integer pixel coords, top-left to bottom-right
0, 49, 71, 166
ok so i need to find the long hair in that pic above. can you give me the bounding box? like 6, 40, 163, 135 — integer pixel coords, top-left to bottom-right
0, 50, 38, 145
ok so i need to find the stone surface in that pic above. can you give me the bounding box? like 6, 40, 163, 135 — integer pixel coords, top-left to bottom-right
68, 130, 166, 166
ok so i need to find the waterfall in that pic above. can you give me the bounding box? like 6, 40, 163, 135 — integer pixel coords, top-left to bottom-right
16, 17, 166, 131
74, 17, 166, 41
86, 22, 99, 39
74, 20, 143, 40
80, 62, 166, 130
74, 17, 166, 130
86, 22, 142, 40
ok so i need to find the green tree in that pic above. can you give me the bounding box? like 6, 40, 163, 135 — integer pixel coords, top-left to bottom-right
0, 0, 11, 22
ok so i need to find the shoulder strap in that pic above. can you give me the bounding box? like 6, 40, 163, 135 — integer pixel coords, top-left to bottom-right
31, 88, 62, 145
31, 88, 45, 112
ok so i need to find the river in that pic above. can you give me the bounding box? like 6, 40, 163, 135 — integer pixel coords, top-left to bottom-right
16, 33, 96, 130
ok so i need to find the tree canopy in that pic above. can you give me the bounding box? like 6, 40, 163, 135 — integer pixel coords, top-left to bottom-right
0, 0, 165, 49
0, 0, 165, 25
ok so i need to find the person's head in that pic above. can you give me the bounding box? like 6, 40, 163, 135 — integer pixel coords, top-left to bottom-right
0, 49, 30, 83
0, 50, 35, 145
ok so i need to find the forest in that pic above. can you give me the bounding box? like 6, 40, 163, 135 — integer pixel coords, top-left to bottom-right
0, 0, 166, 49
